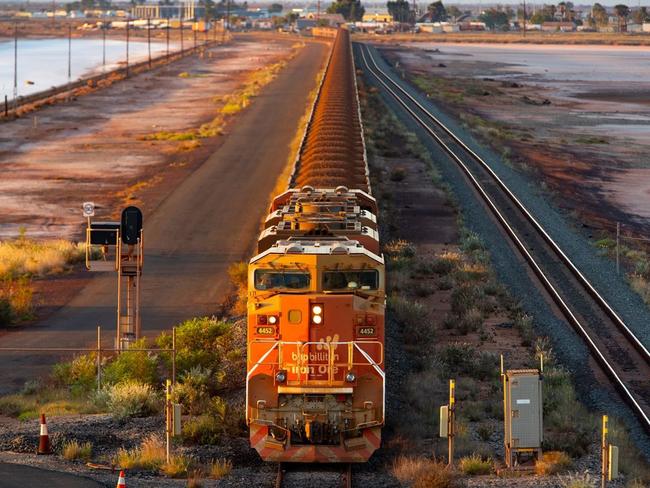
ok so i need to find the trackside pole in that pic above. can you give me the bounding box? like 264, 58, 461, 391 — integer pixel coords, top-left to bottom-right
166, 379, 172, 463
448, 379, 455, 466
601, 415, 608, 488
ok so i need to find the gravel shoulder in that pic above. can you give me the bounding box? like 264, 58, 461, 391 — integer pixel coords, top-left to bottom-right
358, 42, 650, 464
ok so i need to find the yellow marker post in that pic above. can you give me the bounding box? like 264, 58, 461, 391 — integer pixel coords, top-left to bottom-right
601, 415, 608, 488
448, 379, 455, 466
165, 379, 172, 464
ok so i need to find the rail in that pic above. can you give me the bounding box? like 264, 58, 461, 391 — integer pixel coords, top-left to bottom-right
358, 43, 650, 434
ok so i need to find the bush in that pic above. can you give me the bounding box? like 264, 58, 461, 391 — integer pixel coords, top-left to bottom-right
210, 458, 233, 479
156, 317, 233, 380
115, 434, 165, 471
458, 454, 492, 475
53, 353, 97, 394
436, 343, 498, 381
62, 440, 92, 461
0, 298, 12, 326
388, 296, 431, 345
102, 339, 159, 386
390, 167, 406, 182
535, 451, 571, 475
458, 307, 484, 334
107, 381, 160, 420
172, 366, 213, 415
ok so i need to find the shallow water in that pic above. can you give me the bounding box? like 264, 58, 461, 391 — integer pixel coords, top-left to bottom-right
0, 37, 174, 100
418, 42, 650, 83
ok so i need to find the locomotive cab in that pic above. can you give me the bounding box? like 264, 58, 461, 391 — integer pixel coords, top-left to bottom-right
246, 239, 385, 462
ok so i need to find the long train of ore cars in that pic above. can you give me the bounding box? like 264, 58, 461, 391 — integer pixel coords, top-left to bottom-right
246, 28, 386, 463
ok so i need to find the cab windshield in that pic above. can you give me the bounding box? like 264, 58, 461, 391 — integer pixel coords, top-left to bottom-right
254, 270, 311, 290
322, 270, 378, 291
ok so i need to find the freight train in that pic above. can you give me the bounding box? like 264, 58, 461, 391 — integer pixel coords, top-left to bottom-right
245, 29, 386, 463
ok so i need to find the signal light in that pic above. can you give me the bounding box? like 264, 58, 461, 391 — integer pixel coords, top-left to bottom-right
268, 315, 278, 325
311, 304, 323, 325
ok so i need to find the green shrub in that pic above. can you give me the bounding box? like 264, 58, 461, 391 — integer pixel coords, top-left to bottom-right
156, 317, 231, 378
437, 343, 498, 381
458, 454, 492, 475
173, 366, 213, 415
0, 298, 11, 326
53, 353, 97, 394
390, 167, 406, 182
62, 440, 92, 461
388, 296, 431, 345
107, 381, 160, 420
451, 284, 485, 316
102, 339, 159, 386
458, 307, 483, 334
183, 415, 224, 445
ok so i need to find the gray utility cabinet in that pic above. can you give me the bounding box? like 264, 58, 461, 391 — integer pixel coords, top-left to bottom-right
503, 369, 543, 467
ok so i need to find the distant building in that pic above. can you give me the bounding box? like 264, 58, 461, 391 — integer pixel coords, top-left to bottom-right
132, 3, 205, 20
644, 22, 650, 32
362, 12, 393, 23
541, 21, 576, 31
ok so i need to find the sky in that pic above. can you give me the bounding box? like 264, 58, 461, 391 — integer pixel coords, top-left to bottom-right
0, 0, 646, 8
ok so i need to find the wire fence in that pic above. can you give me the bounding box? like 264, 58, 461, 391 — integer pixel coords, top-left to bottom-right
2, 20, 229, 119
0, 326, 178, 390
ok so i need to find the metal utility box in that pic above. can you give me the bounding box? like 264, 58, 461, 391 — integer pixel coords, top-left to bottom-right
503, 369, 542, 467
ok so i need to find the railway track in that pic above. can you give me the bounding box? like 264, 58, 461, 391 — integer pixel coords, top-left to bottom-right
275, 463, 352, 488
357, 42, 650, 436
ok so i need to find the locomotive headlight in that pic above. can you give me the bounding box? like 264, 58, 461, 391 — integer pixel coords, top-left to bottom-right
268, 315, 278, 325
275, 370, 287, 383
345, 371, 356, 383
311, 304, 323, 324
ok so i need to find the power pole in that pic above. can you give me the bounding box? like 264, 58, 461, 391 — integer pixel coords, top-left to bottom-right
13, 23, 17, 110
125, 19, 130, 77
522, 0, 527, 37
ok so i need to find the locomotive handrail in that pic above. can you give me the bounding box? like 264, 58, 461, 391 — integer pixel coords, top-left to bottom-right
248, 340, 384, 386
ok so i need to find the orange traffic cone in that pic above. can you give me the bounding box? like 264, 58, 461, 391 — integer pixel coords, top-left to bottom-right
116, 470, 126, 488
37, 413, 51, 455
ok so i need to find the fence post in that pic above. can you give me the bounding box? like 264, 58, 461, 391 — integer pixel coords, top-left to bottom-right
96, 325, 102, 391
616, 222, 621, 274
172, 326, 176, 385
4, 95, 7, 118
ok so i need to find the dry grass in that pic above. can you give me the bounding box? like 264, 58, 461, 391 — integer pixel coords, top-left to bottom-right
209, 458, 233, 479
559, 473, 596, 488
106, 380, 160, 420
115, 434, 166, 470
0, 237, 84, 277
62, 440, 92, 461
228, 261, 248, 314
393, 456, 458, 487
161, 454, 192, 478
535, 451, 571, 475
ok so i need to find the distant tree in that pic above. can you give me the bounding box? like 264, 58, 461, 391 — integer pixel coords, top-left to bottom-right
479, 7, 510, 29
268, 3, 283, 13
387, 0, 412, 23
427, 0, 446, 21
327, 0, 365, 21
632, 6, 649, 23
614, 3, 629, 30
591, 2, 609, 25
446, 5, 461, 19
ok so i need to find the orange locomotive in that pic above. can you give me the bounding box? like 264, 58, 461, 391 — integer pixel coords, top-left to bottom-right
245, 29, 386, 463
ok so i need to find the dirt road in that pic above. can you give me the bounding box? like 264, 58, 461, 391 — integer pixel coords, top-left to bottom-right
0, 39, 328, 393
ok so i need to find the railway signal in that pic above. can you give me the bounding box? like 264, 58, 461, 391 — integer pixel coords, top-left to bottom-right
84, 204, 144, 350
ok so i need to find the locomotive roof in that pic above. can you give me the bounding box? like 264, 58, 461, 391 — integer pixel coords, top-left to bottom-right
249, 238, 384, 265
